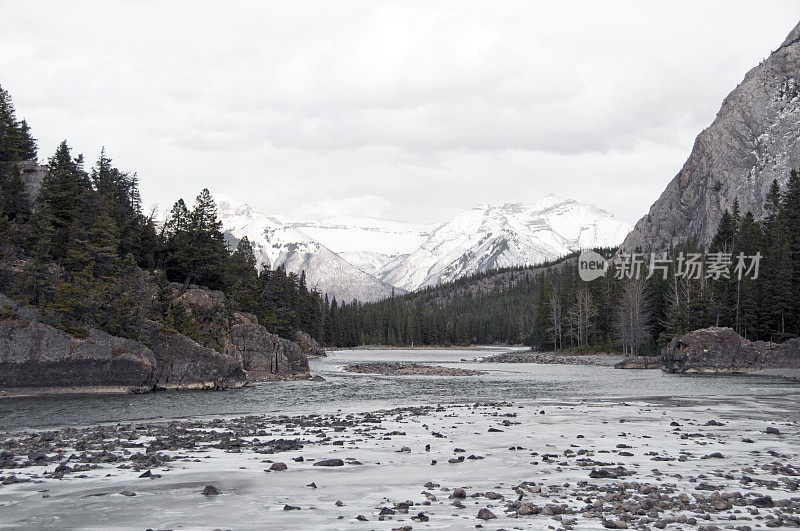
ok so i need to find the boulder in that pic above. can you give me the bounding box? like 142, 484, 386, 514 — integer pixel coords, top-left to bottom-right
662, 327, 800, 374
0, 283, 313, 393
174, 285, 227, 312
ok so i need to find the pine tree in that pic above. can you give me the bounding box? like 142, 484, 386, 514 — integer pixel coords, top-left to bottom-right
736, 211, 763, 339
226, 236, 259, 314
782, 170, 800, 335
0, 85, 37, 162
533, 273, 552, 349
30, 141, 93, 268
0, 163, 30, 222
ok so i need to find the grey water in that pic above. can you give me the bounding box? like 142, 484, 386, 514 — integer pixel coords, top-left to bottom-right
2, 348, 799, 432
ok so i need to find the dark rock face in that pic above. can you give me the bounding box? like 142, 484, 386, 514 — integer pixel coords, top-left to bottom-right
662, 327, 800, 374
0, 286, 312, 393
229, 313, 309, 380
623, 22, 800, 251
140, 320, 247, 390
294, 330, 326, 358
0, 318, 155, 391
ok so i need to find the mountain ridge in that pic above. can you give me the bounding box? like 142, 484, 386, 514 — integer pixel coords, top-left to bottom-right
219, 195, 630, 301
623, 20, 800, 250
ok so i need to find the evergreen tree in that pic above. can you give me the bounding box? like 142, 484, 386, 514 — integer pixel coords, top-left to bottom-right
225, 236, 259, 314
0, 85, 37, 162
30, 141, 93, 269
782, 170, 800, 334
0, 163, 30, 222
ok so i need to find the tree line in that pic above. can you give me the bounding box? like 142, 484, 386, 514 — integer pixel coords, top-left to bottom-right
319, 173, 800, 353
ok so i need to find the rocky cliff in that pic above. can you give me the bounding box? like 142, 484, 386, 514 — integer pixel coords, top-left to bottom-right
623, 21, 800, 250
0, 286, 314, 394
662, 327, 800, 374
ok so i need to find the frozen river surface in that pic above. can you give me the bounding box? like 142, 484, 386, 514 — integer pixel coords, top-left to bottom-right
1, 348, 799, 529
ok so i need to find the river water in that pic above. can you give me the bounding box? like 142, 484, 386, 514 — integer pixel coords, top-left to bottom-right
3, 347, 799, 431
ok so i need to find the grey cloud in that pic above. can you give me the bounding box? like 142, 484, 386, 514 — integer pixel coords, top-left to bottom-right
2, 0, 799, 226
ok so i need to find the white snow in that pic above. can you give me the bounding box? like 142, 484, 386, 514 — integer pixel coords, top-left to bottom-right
218, 195, 631, 301
379, 195, 631, 291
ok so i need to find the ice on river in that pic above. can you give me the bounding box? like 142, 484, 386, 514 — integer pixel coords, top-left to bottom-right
1, 349, 799, 529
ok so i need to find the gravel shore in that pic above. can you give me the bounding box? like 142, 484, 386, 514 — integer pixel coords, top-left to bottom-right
481, 351, 625, 366
1, 398, 798, 528
344, 362, 487, 376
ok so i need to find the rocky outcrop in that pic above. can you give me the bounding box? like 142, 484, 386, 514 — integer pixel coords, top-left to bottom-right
294, 330, 326, 358
662, 327, 800, 374
0, 286, 314, 393
623, 21, 800, 250
0, 319, 156, 392
229, 312, 309, 381
140, 320, 247, 390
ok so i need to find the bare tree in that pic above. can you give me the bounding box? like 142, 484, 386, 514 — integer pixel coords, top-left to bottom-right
614, 278, 652, 355
567, 287, 596, 348
548, 291, 563, 350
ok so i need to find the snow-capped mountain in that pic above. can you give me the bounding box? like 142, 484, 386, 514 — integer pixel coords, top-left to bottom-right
378, 195, 631, 291
218, 195, 630, 302
218, 202, 404, 303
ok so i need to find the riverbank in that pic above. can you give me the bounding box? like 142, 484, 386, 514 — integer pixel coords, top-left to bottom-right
343, 362, 486, 376
1, 396, 798, 529
325, 344, 521, 351
480, 351, 624, 366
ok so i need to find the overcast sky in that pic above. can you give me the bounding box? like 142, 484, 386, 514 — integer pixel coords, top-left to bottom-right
2, 2, 799, 225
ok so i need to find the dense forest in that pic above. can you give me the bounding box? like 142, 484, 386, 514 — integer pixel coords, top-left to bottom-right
0, 85, 327, 344
324, 176, 800, 353
3, 83, 800, 354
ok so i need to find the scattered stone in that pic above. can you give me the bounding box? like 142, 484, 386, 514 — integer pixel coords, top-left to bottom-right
313, 459, 344, 467
344, 362, 486, 376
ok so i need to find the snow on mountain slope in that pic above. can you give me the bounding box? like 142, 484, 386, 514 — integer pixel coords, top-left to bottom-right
218, 202, 401, 302
338, 251, 396, 277
218, 195, 629, 301
285, 217, 433, 256
378, 195, 631, 291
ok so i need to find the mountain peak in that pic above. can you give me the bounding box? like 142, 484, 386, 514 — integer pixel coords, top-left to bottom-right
530, 193, 565, 209
780, 20, 800, 49
623, 19, 800, 251
220, 196, 630, 300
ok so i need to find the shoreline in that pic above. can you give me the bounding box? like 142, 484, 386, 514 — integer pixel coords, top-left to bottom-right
343, 362, 487, 376
325, 344, 526, 351
0, 373, 317, 399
